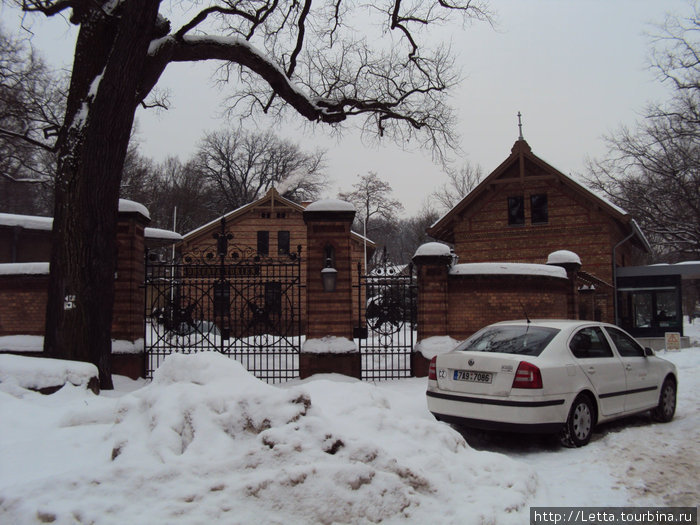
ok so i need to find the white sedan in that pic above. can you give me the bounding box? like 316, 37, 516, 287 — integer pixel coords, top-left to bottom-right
426, 320, 678, 447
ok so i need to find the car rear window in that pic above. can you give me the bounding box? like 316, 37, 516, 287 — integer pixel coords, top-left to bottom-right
454, 325, 560, 356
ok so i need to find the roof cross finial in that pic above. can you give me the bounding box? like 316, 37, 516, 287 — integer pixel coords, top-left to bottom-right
517, 111, 524, 140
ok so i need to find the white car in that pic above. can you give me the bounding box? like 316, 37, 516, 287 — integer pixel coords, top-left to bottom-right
426, 320, 678, 447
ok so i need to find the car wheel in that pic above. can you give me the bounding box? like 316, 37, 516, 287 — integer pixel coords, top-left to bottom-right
651, 378, 676, 423
560, 395, 594, 448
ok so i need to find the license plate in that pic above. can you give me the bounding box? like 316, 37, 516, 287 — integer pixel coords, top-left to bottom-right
453, 370, 493, 383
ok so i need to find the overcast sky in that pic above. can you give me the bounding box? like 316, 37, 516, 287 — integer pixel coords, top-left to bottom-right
2, 0, 692, 216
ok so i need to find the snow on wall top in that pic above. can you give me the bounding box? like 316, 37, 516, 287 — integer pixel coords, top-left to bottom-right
0, 263, 50, 275
413, 242, 451, 258
450, 262, 568, 279
0, 213, 52, 230
546, 250, 581, 266
144, 228, 183, 241
118, 199, 150, 220
304, 199, 355, 212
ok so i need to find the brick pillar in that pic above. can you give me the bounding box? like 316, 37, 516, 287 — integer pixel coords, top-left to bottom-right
300, 200, 360, 379
547, 250, 581, 320
112, 200, 150, 351
411, 243, 453, 376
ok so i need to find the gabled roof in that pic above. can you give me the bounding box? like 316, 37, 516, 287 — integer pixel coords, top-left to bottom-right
427, 139, 651, 253
182, 187, 301, 241
181, 187, 376, 248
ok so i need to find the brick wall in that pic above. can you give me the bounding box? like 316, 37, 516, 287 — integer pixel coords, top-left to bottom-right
0, 274, 48, 335
414, 251, 573, 342
445, 274, 569, 340
0, 209, 149, 346
304, 216, 355, 339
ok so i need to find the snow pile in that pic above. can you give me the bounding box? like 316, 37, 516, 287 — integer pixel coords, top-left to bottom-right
302, 336, 357, 354
111, 338, 144, 354
0, 354, 97, 391
414, 335, 462, 359
0, 352, 537, 524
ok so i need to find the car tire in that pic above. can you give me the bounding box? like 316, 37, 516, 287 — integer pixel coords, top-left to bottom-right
651, 378, 676, 423
560, 395, 594, 448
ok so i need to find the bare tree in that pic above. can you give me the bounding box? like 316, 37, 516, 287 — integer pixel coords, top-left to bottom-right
375, 202, 441, 264
339, 171, 403, 266
7, 0, 491, 387
0, 27, 64, 214
195, 129, 327, 211
586, 2, 700, 260
431, 161, 484, 211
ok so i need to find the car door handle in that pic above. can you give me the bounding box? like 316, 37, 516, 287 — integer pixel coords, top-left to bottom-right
587, 367, 596, 374
625, 364, 632, 371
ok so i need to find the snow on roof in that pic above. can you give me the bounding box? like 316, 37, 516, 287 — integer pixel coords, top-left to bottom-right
0, 213, 52, 230
0, 354, 97, 391
118, 199, 150, 219
304, 199, 355, 212
414, 242, 451, 258
450, 262, 568, 279
0, 263, 50, 275
546, 250, 581, 266
144, 228, 182, 241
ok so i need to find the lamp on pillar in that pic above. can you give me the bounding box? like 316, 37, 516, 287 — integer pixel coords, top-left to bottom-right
321, 257, 338, 292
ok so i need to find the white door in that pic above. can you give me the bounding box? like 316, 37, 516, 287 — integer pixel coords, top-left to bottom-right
605, 327, 659, 412
569, 327, 626, 416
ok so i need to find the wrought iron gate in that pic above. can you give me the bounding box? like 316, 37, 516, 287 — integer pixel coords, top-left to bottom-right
145, 220, 302, 383
354, 260, 417, 380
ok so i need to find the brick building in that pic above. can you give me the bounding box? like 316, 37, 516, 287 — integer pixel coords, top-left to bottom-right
426, 138, 651, 324
177, 188, 374, 331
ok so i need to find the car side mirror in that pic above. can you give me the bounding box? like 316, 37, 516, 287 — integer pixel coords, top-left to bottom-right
644, 347, 654, 357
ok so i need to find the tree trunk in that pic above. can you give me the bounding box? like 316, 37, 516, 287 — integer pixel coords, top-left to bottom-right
44, 1, 160, 389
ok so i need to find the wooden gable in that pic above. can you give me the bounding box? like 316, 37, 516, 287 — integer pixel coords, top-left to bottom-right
180, 187, 375, 260
429, 139, 649, 250
427, 139, 650, 284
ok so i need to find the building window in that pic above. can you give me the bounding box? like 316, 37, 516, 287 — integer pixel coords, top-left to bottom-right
531, 194, 548, 224
507, 196, 525, 225
257, 230, 269, 255
278, 230, 290, 255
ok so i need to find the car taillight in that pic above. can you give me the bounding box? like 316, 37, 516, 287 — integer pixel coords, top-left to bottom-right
428, 356, 437, 380
512, 361, 542, 389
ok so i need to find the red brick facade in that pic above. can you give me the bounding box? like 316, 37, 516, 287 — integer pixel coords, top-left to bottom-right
0, 208, 149, 379
428, 139, 650, 324
178, 188, 373, 332
300, 204, 361, 379
0, 273, 49, 336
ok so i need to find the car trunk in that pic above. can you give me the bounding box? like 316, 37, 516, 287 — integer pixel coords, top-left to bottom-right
436, 352, 523, 397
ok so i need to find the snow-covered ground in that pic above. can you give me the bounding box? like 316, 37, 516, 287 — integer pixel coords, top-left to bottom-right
1, 324, 698, 524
